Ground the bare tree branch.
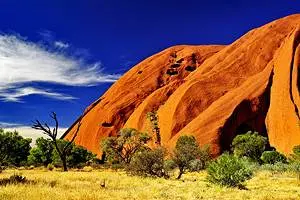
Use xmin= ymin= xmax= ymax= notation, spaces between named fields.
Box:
xmin=32 ymin=112 xmax=83 ymax=171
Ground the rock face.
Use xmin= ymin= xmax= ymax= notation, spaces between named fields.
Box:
xmin=63 ymin=14 xmax=300 ymax=156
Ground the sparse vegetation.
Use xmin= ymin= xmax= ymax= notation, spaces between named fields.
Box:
xmin=1 ymin=169 xmax=300 ymax=200
xmin=0 ymin=115 xmax=299 ymax=199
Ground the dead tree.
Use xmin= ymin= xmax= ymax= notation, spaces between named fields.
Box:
xmin=32 ymin=112 xmax=81 ymax=172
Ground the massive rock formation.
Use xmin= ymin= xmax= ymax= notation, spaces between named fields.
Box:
xmin=63 ymin=14 xmax=300 ymax=156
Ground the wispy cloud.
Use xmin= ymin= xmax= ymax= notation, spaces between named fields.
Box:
xmin=54 ymin=41 xmax=69 ymax=49
xmin=0 ymin=121 xmax=22 ymax=128
xmin=0 ymin=33 xmax=120 ymax=102
xmin=0 ymin=87 xmax=77 ymax=102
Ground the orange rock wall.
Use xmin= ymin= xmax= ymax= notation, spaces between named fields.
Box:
xmin=64 ymin=14 xmax=300 ymax=156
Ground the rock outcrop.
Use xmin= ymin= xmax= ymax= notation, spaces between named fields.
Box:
xmin=63 ymin=14 xmax=300 ymax=156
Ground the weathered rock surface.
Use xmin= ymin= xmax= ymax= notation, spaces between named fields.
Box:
xmin=64 ymin=14 xmax=300 ymax=156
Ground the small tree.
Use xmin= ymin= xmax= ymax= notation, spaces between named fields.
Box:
xmin=0 ymin=129 xmax=32 ymax=167
xmin=126 ymin=147 xmax=168 ymax=178
xmin=231 ymin=131 xmax=267 ymax=162
xmin=207 ymin=153 xmax=253 ymax=188
xmin=261 ymin=151 xmax=287 ymax=164
xmin=28 ymin=137 xmax=54 ymax=167
xmin=32 ymin=112 xmax=82 ymax=171
xmin=172 ymin=135 xmax=210 ymax=179
xmin=101 ymin=128 xmax=151 ymax=164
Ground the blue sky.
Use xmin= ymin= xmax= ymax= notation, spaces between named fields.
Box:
xmin=0 ymin=0 xmax=299 ymax=137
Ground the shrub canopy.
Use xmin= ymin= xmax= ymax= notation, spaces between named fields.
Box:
xmin=172 ymin=135 xmax=211 ymax=179
xmin=0 ymin=129 xmax=32 ymax=167
xmin=207 ymin=153 xmax=253 ymax=188
xmin=260 ymin=150 xmax=287 ymax=164
xmin=101 ymin=128 xmax=151 ymax=164
xmin=231 ymin=131 xmax=267 ymax=162
xmin=126 ymin=147 xmax=168 ymax=178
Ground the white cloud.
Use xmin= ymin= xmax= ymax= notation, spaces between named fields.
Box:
xmin=0 ymin=34 xmax=120 ymax=102
xmin=0 ymin=87 xmax=77 ymax=102
xmin=54 ymin=41 xmax=69 ymax=49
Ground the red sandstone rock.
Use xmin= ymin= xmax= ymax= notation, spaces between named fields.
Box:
xmin=64 ymin=14 xmax=300 ymax=156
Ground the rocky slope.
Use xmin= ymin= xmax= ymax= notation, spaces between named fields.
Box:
xmin=63 ymin=14 xmax=300 ymax=156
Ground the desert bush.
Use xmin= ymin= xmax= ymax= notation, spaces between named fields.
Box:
xmin=172 ymin=135 xmax=211 ymax=179
xmin=101 ymin=128 xmax=151 ymax=164
xmin=126 ymin=148 xmax=168 ymax=178
xmin=261 ymin=151 xmax=287 ymax=164
xmin=207 ymin=153 xmax=253 ymax=188
xmin=231 ymin=131 xmax=267 ymax=162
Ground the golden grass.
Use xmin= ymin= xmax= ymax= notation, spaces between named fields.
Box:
xmin=0 ymin=169 xmax=299 ymax=200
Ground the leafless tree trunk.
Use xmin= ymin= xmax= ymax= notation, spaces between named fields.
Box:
xmin=32 ymin=112 xmax=81 ymax=172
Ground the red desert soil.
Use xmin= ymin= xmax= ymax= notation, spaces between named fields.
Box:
xmin=63 ymin=14 xmax=300 ymax=156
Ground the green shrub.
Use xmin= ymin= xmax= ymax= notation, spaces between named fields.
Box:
xmin=126 ymin=148 xmax=168 ymax=178
xmin=231 ymin=131 xmax=267 ymax=162
xmin=101 ymin=128 xmax=151 ymax=164
xmin=207 ymin=153 xmax=253 ymax=188
xmin=27 ymin=138 xmax=54 ymax=167
xmin=261 ymin=151 xmax=287 ymax=164
xmin=0 ymin=129 xmax=32 ymax=167
xmin=172 ymin=135 xmax=211 ymax=179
